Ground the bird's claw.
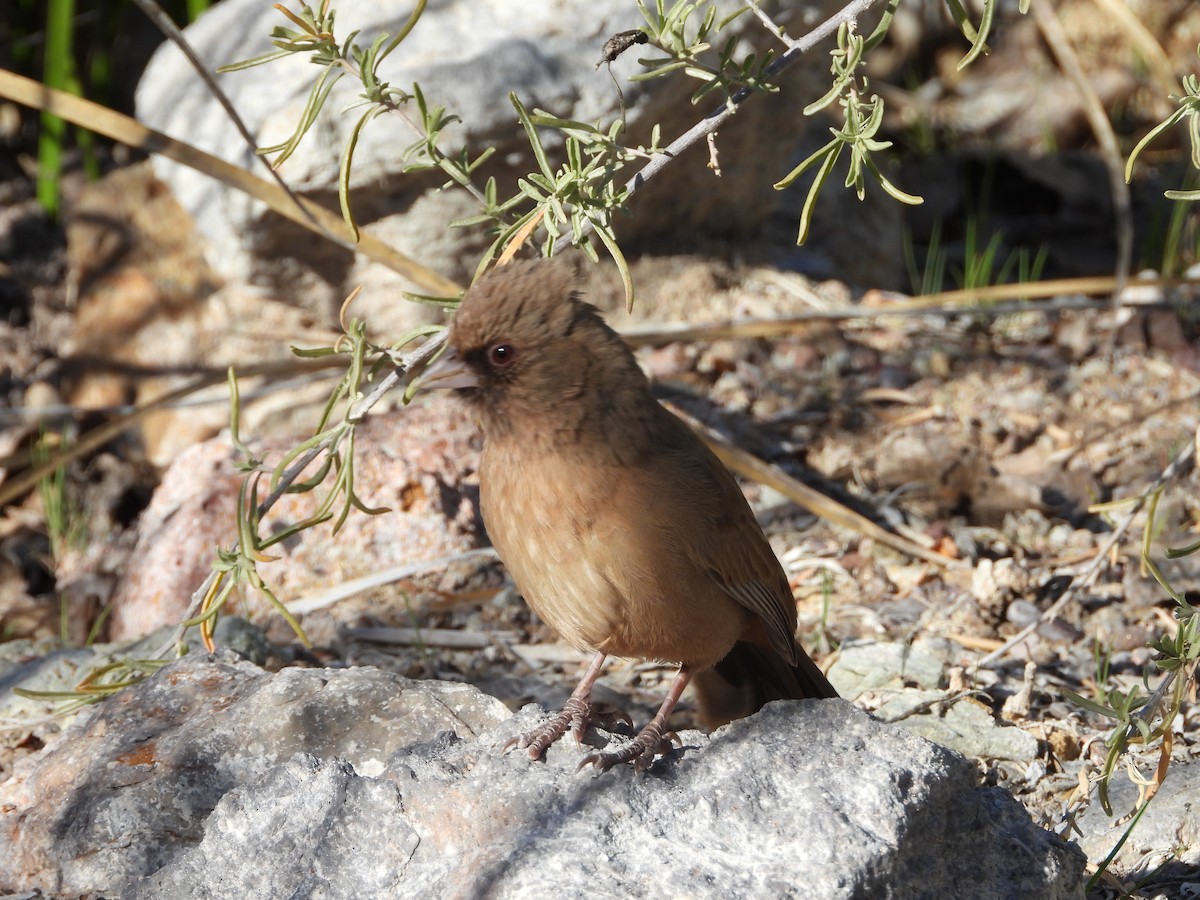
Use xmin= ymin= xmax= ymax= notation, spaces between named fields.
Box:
xmin=504 ymin=696 xmax=593 ymax=760
xmin=576 ymin=721 xmax=676 ymax=774
xmin=585 ymin=705 xmax=634 ymax=737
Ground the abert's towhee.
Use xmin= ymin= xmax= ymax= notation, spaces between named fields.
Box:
xmin=423 ymin=260 xmax=837 ymax=771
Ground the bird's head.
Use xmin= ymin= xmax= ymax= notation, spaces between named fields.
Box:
xmin=421 ymin=260 xmax=646 ymax=438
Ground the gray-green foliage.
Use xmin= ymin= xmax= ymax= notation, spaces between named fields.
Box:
xmin=1126 ymin=42 xmax=1200 ymax=201
xmin=220 ymin=0 xmax=1057 ymax=306
xmin=774 ymin=17 xmax=921 ymax=245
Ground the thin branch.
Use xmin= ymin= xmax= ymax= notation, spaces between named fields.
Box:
xmin=622 ymin=0 xmax=882 ymax=197
xmin=742 ymin=0 xmax=799 ymax=51
xmin=130 ymin=0 xmax=327 ymax=236
xmin=149 ymin=335 xmax=448 ymax=661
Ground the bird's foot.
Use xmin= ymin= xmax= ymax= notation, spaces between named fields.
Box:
xmin=504 ymin=696 xmax=593 ymax=760
xmin=578 ymin=718 xmax=680 ymax=774
xmin=504 ymin=698 xmax=635 ymax=760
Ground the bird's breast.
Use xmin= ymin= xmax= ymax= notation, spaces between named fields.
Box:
xmin=480 ymin=446 xmax=621 ymax=650
xmin=479 ymin=442 xmax=745 ymax=668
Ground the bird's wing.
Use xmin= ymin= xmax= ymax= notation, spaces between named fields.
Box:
xmin=654 ymin=411 xmax=801 ymax=666
xmin=706 ymin=568 xmax=799 ymax=666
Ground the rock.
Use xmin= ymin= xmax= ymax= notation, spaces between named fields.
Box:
xmin=137 ymin=754 xmax=416 ymax=900
xmin=869 ymin=420 xmax=987 ymax=520
xmin=829 ymin=640 xmax=1039 ymax=762
xmin=1075 ymin=758 xmax=1200 ymax=886
xmin=104 ymin=398 xmax=483 ymax=641
xmin=0 ymin=654 xmax=1085 ymax=898
xmin=827 ymin=637 xmax=952 ymax=695
xmin=876 ymin=690 xmax=1040 ymax=762
xmin=0 ymin=653 xmax=510 ymax=896
xmin=0 ymin=619 xmax=278 ymax=786
xmin=134 ymin=0 xmax=848 ymax=323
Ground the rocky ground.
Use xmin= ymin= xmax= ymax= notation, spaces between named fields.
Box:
xmin=3 ymin=161 xmax=1198 ymax=896
xmin=2 ymin=1 xmax=1200 ymax=897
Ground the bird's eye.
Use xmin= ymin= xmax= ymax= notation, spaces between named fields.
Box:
xmin=487 ymin=343 xmax=517 ymax=367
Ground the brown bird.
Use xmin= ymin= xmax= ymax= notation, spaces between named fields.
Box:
xmin=423 ymin=259 xmax=837 ymax=771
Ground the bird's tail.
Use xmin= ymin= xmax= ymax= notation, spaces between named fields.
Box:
xmin=692 ymin=641 xmax=838 ymax=729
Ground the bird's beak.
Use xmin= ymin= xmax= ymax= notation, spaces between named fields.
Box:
xmin=419 ymin=347 xmax=479 ymax=390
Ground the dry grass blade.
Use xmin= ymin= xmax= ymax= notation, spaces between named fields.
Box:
xmin=0 ymin=69 xmax=460 ymax=297
xmin=620 ymin=274 xmax=1200 ymax=347
xmin=663 ymin=402 xmax=957 ymax=569
xmin=0 ymin=357 xmax=344 ymax=509
xmin=1033 ymin=1 xmax=1132 ymax=312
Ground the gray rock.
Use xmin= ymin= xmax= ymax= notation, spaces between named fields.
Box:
xmin=0 ymin=653 xmax=508 ymax=895
xmin=0 ymin=617 xmax=270 ymax=727
xmin=0 ymin=654 xmax=1084 ymax=898
xmin=876 ymin=689 xmax=1040 ymax=763
xmin=828 ymin=640 xmax=1039 ymax=763
xmin=135 ymin=755 xmax=417 ymax=900
xmin=1075 ymin=757 xmax=1200 ymax=884
xmin=105 ymin=401 xmax=481 ymax=640
xmin=134 ymin=0 xmax=845 ymax=323
xmin=827 ymin=637 xmax=953 ymax=695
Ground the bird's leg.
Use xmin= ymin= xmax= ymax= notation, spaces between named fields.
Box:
xmin=580 ymin=665 xmax=692 ymax=773
xmin=505 ymin=651 xmax=611 ymax=760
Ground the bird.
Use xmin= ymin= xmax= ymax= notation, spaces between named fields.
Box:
xmin=421 ymin=259 xmax=837 ymax=771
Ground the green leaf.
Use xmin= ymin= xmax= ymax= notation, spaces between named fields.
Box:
xmin=511 ymin=93 xmax=555 ymax=180
xmin=773 ymin=136 xmax=838 ymax=190
xmin=448 ymin=213 xmax=500 ymax=229
xmin=957 ymin=0 xmax=994 ymax=69
xmin=1063 ymin=689 xmax=1121 ymax=719
xmin=290 ymin=346 xmax=344 ymax=358
xmin=266 ymin=62 xmax=344 ymax=168
xmin=864 ymin=154 xmax=924 ymax=205
xmin=1125 ymin=109 xmax=1186 ymax=183
xmin=217 ymin=49 xmax=292 ymax=72
xmin=1166 ymin=538 xmax=1200 ymax=558
xmin=863 ymin=0 xmax=900 ymax=52
xmin=339 ymin=106 xmax=383 ymax=241
xmin=593 ymin=224 xmax=635 ymax=311
xmin=378 ymin=0 xmax=428 ymax=64
xmin=795 ymin=144 xmax=840 ymax=245
xmin=529 ymin=113 xmax=604 ymax=134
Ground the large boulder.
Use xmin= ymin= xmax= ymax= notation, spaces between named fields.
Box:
xmin=0 ymin=653 xmax=1085 ymax=897
xmin=135 ymin=0 xmax=851 ymax=327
